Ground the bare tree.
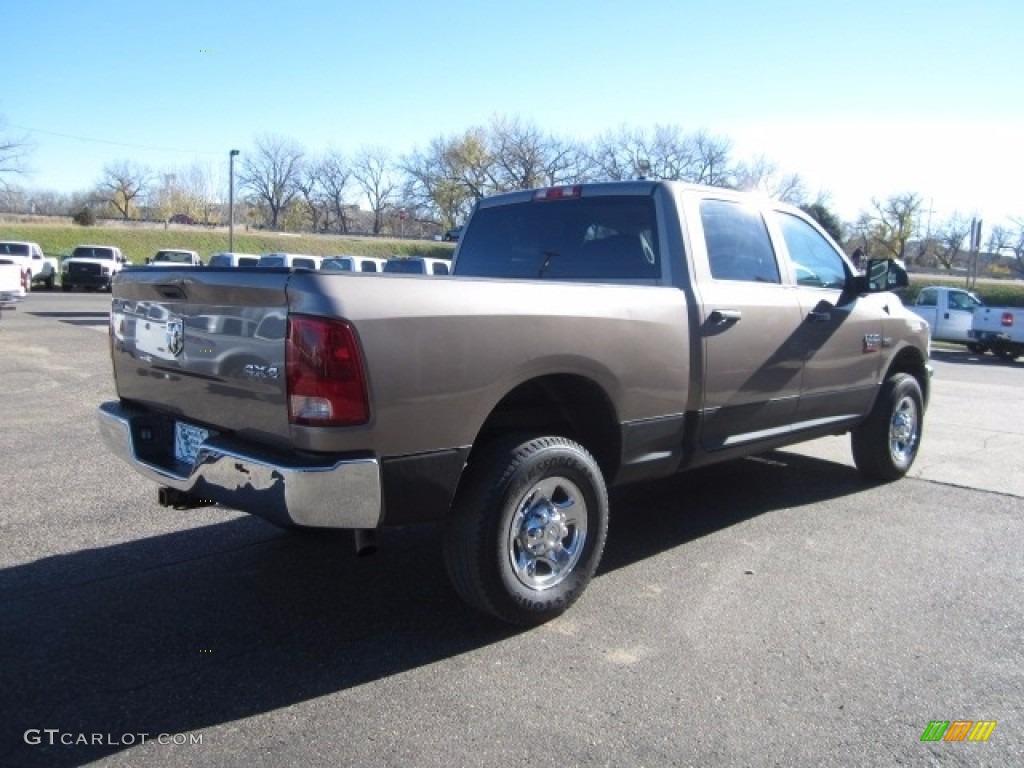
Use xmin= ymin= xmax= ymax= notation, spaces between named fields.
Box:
xmin=870 ymin=193 xmax=922 ymax=262
xmin=587 ymin=125 xmax=736 ymax=185
xmin=239 ymin=135 xmax=304 ymax=229
xmin=319 ymin=149 xmax=354 ymax=233
xmin=0 ymin=118 xmax=32 ymax=191
xmin=402 ymin=136 xmax=479 ymax=229
xmin=98 ymin=160 xmax=151 ymax=220
xmin=180 ymin=161 xmax=222 ymax=224
xmin=588 ymin=125 xmax=648 ymax=181
xmin=690 ymin=130 xmax=734 ymax=187
xmin=539 ymin=137 xmax=594 ymax=186
xmin=732 ymin=154 xmax=806 ymax=203
xmin=25 ymin=189 xmax=73 ymax=216
xmin=932 ymin=215 xmax=971 ymax=270
xmin=1004 ymin=218 xmax=1024 ymax=276
xmin=488 ymin=115 xmax=557 ymax=191
xmin=294 ymin=157 xmax=328 ymax=232
xmin=351 ymin=146 xmax=397 ymax=235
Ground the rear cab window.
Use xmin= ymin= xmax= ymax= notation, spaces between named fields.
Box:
xmin=455 ymin=193 xmax=661 ymax=280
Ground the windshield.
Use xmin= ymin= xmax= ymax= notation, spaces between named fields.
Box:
xmin=384 ymin=260 xmax=425 ymax=274
xmin=949 ymin=291 xmax=984 ymax=310
xmin=455 ymin=195 xmax=660 ymax=280
xmin=323 ymin=259 xmax=354 ymax=271
xmin=71 ymin=247 xmax=115 ymax=260
xmin=0 ymin=243 xmax=30 ymax=256
xmin=153 ymin=251 xmax=194 ymax=263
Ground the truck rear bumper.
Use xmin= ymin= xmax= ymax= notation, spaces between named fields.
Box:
xmin=97 ymin=400 xmax=382 ymax=529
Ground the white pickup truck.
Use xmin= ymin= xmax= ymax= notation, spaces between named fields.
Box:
xmin=906 ymin=285 xmax=984 ymax=348
xmin=62 ymin=244 xmax=127 ymax=292
xmin=0 ymin=241 xmax=59 ymax=290
xmin=969 ymin=306 xmax=1024 ymax=361
xmin=0 ymin=258 xmax=28 ymax=301
xmin=147 ymin=249 xmax=203 ymax=267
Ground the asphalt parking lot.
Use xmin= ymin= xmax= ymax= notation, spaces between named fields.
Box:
xmin=0 ymin=292 xmax=1021 ymax=767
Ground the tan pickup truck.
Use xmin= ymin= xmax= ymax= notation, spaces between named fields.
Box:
xmin=98 ymin=180 xmax=931 ymax=624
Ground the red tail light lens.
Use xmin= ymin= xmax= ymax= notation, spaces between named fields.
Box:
xmin=1001 ymin=312 xmax=1014 ymax=328
xmin=287 ymin=316 xmax=369 ymax=426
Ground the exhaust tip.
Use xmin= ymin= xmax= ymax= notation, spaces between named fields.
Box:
xmin=353 ymin=528 xmax=378 ymax=557
xmin=158 ymin=487 xmax=214 ymax=510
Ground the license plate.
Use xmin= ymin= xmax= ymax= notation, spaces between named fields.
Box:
xmin=174 ymin=421 xmax=211 ymax=465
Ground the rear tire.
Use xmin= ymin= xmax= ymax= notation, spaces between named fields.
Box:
xmin=851 ymin=373 xmax=923 ymax=481
xmin=444 ymin=435 xmax=609 ymax=625
xmin=994 ymin=347 xmax=1019 ymax=362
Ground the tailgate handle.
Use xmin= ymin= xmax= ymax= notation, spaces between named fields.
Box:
xmin=155 ymin=284 xmax=187 ymax=300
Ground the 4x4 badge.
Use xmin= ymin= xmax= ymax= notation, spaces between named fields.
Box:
xmin=166 ymin=318 xmax=184 ymax=357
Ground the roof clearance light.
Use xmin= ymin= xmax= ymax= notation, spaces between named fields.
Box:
xmin=533 ymin=185 xmax=582 ymax=201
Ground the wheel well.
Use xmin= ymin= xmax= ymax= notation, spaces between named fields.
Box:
xmin=886 ymin=347 xmax=931 ymax=405
xmin=471 ymin=375 xmax=620 ymax=480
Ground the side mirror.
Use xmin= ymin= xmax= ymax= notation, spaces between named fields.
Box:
xmin=862 ymin=258 xmax=908 ymax=293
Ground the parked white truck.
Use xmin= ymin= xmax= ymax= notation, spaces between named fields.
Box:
xmin=906 ymin=285 xmax=984 ymax=348
xmin=146 ymin=249 xmax=203 ymax=267
xmin=0 ymin=258 xmax=28 ymax=301
xmin=0 ymin=241 xmax=59 ymax=290
xmin=62 ymin=244 xmax=127 ymax=292
xmin=969 ymin=306 xmax=1024 ymax=361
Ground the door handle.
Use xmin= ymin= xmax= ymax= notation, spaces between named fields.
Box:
xmin=709 ymin=309 xmax=742 ymax=324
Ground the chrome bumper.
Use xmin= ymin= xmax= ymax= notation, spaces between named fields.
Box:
xmin=97 ymin=400 xmax=382 ymax=529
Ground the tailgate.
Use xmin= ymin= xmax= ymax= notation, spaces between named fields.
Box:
xmin=111 ymin=267 xmax=292 ymax=448
xmin=972 ymin=307 xmax=1022 ymax=337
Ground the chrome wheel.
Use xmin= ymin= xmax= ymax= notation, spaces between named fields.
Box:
xmin=852 ymin=372 xmax=925 ymax=482
xmin=507 ymin=476 xmax=587 ymax=591
xmin=444 ymin=435 xmax=608 ymax=624
xmin=888 ymin=394 xmax=919 ymax=467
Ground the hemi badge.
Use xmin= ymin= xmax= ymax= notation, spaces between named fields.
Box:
xmin=863 ymin=333 xmax=882 ymax=353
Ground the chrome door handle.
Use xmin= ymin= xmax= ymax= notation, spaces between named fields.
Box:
xmin=709 ymin=309 xmax=742 ymax=324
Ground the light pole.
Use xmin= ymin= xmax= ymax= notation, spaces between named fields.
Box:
xmin=228 ymin=149 xmax=240 ymax=252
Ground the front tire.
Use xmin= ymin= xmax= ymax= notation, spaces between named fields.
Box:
xmin=851 ymin=373 xmax=924 ymax=481
xmin=444 ymin=435 xmax=609 ymax=626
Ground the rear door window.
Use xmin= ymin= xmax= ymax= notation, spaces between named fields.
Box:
xmin=701 ymin=200 xmax=780 ymax=284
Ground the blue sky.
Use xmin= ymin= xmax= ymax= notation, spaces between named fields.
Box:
xmin=4 ymin=0 xmax=1022 ymax=228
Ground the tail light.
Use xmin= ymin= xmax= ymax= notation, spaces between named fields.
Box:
xmin=1001 ymin=312 xmax=1014 ymax=328
xmin=533 ymin=185 xmax=582 ymax=201
xmin=287 ymin=315 xmax=369 ymax=426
